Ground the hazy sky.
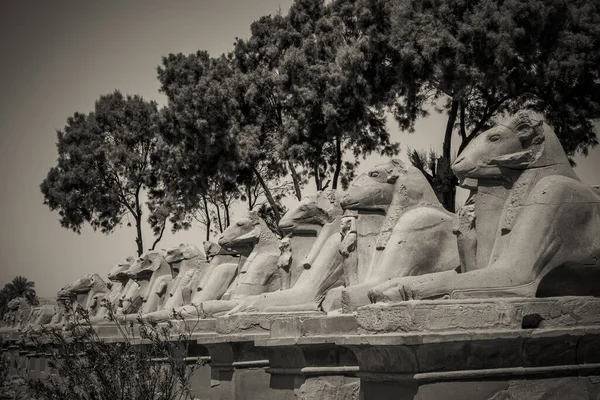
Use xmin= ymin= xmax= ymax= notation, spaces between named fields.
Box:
xmin=1 ymin=1 xmax=599 ymax=298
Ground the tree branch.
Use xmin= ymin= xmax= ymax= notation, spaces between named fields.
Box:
xmin=150 ymin=219 xmax=167 ymax=251
xmin=459 ymin=101 xmax=467 ymax=142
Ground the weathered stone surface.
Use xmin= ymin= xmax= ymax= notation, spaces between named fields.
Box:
xmin=192 ymin=211 xmax=281 ymax=317
xmin=89 ymin=256 xmax=134 ymax=323
xmin=141 ymin=244 xmax=241 ymax=323
xmin=229 ymin=190 xmax=345 ymax=314
xmin=161 ymin=243 xmax=209 ymax=310
xmin=356 ymin=297 xmax=600 ymax=334
xmin=294 ymin=376 xmax=359 ymax=400
xmin=0 ymin=297 xmax=31 ymax=330
xmin=485 ymin=377 xmax=600 ymax=400
xmin=339 ymin=160 xmax=460 ymax=311
xmin=379 ymin=111 xmax=600 ymax=302
xmin=268 ymin=314 xmax=358 ymax=340
xmin=58 ymin=274 xmax=110 ymax=322
xmin=217 ymin=312 xmax=322 ymax=335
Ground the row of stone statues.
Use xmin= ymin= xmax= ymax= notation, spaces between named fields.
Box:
xmin=3 ymin=110 xmax=599 ymax=332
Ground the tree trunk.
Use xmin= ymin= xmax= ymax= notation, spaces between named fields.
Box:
xmin=252 ymin=164 xmax=282 ymax=222
xmin=134 ymin=189 xmax=144 ymax=256
xmin=435 ymin=100 xmax=459 ymax=213
xmin=150 ymin=218 xmax=166 ymax=251
xmin=202 ymin=194 xmax=211 ymax=242
xmin=314 ymin=165 xmax=322 ymax=191
xmin=332 ymin=134 xmax=342 ymax=190
xmin=134 ymin=215 xmax=144 ymax=256
xmin=443 ymin=100 xmax=458 ymax=160
xmin=246 ymin=183 xmax=252 ymax=210
xmin=214 ymin=201 xmax=223 ymax=233
xmin=222 ymin=191 xmax=230 ymax=227
xmin=288 ymin=160 xmax=302 ymax=200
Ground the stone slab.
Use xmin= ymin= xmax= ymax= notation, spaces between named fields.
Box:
xmin=216 ymin=312 xmax=322 ymax=335
xmin=357 ymin=296 xmax=600 ymax=334
xmin=269 ymin=314 xmax=358 ymax=340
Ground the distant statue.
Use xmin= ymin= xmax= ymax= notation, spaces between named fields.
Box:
xmin=67 ymin=274 xmax=110 ymax=319
xmin=385 ymin=111 xmax=600 ymax=301
xmin=23 ymin=302 xmax=56 ymax=329
xmin=89 ymin=257 xmax=135 ymax=324
xmin=119 ymin=251 xmax=174 ymax=322
xmin=1 ymin=297 xmax=29 ymax=329
xmin=48 ymin=286 xmax=73 ymax=326
xmin=141 ymin=242 xmax=240 ymax=323
xmin=229 ymin=190 xmax=346 ymax=313
xmin=161 ymin=243 xmax=209 ymax=310
xmin=197 ymin=211 xmax=281 ymax=317
xmin=339 ymin=160 xmax=460 ymax=310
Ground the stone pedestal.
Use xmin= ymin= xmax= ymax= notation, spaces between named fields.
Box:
xmin=200 ymin=337 xmax=271 ymax=400
xmin=4 ymin=345 xmax=21 ymax=377
xmin=342 ymin=296 xmax=600 ymax=399
xmin=202 ymin=312 xmax=323 ymax=400
xmin=257 ymin=314 xmax=361 ymax=400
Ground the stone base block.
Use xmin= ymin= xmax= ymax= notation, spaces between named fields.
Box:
xmin=357 ymin=296 xmax=600 ymax=334
xmin=216 ymin=311 xmax=322 ymax=335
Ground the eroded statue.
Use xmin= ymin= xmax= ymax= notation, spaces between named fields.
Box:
xmin=161 ymin=243 xmax=209 ymax=310
xmin=89 ymin=256 xmax=135 ymax=323
xmin=195 ymin=211 xmax=281 ymax=317
xmin=67 ymin=274 xmax=111 ymax=320
xmin=23 ymin=302 xmax=56 ymax=329
xmin=48 ymin=286 xmax=72 ymax=326
xmin=339 ymin=160 xmax=460 ymax=310
xmin=229 ymin=190 xmax=346 ymax=313
xmin=1 ymin=297 xmax=29 ymax=330
xmin=141 ymin=242 xmax=241 ymax=323
xmin=118 ymin=251 xmax=174 ymax=322
xmin=382 ymin=111 xmax=600 ymax=301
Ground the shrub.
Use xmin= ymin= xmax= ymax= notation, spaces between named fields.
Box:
xmin=21 ymin=303 xmax=206 ymax=400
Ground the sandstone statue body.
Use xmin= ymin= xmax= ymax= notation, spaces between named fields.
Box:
xmin=0 ymin=297 xmax=29 ymax=330
xmin=141 ymin=242 xmax=241 ymax=323
xmin=229 ymin=190 xmax=346 ymax=313
xmin=87 ymin=257 xmax=134 ymax=323
xmin=161 ymin=244 xmax=209 ymax=309
xmin=338 ymin=160 xmax=460 ymax=310
xmin=48 ymin=286 xmax=72 ymax=326
xmin=379 ymin=111 xmax=600 ymax=301
xmin=67 ymin=274 xmax=110 ymax=319
xmin=196 ymin=211 xmax=281 ymax=317
xmin=118 ymin=251 xmax=173 ymax=322
xmin=23 ymin=302 xmax=56 ymax=329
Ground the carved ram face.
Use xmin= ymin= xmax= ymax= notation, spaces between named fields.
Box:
xmin=278 ymin=190 xmax=341 ymax=234
xmin=163 ymin=243 xmax=205 ymax=264
xmin=217 ymin=212 xmax=261 ymax=250
xmin=452 ymin=111 xmax=545 ymax=182
xmin=340 ymin=160 xmax=406 ymax=211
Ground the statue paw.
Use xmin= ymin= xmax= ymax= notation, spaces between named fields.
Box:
xmin=367 ymin=289 xmax=385 ymax=304
xmin=397 ymin=284 xmax=421 ymax=301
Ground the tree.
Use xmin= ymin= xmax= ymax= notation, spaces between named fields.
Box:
xmin=154 ymin=52 xmax=250 ymax=237
xmin=157 ymin=51 xmax=293 ymax=230
xmin=350 ymin=0 xmax=600 ymax=211
xmin=234 ymin=0 xmax=399 ymax=192
xmin=41 ymin=91 xmax=165 ymax=256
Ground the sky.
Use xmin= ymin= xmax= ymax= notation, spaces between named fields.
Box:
xmin=0 ymin=1 xmax=599 ymax=298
